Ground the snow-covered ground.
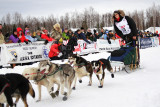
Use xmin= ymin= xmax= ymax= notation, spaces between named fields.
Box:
xmin=1 ymin=46 xmax=160 ymax=107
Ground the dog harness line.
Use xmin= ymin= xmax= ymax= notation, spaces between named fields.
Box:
xmin=36 ymin=67 xmax=62 ymax=82
xmin=74 ymin=63 xmax=86 ymax=68
xmin=0 ymin=83 xmax=10 ymax=95
xmin=25 ymin=73 xmax=37 ymax=76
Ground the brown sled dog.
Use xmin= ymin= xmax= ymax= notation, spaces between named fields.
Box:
xmin=68 ymin=54 xmax=93 ymax=90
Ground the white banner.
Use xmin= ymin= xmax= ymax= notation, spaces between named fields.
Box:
xmin=0 ymin=39 xmax=121 ymax=65
xmin=96 ymin=39 xmax=120 ymax=52
xmin=3 ymin=41 xmax=52 ymax=64
xmin=151 ymin=37 xmax=159 ymax=47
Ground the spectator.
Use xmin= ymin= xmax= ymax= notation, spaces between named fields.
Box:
xmin=154 ymin=31 xmax=159 ymax=37
xmin=74 ymin=29 xmax=81 ymax=38
xmin=100 ymin=30 xmax=111 ymax=44
xmin=100 ymin=30 xmax=108 ymax=39
xmin=146 ymin=31 xmax=152 ymax=37
xmin=40 ymin=27 xmax=46 ymax=34
xmin=88 ymin=33 xmax=96 ymax=42
xmin=24 ymin=25 xmax=30 ymax=35
xmin=9 ymin=29 xmax=19 ymax=43
xmin=41 ymin=30 xmax=54 ymax=43
xmin=86 ymin=29 xmax=92 ymax=39
xmin=99 ymin=28 xmax=104 ymax=38
xmin=93 ymin=29 xmax=97 ymax=35
xmin=35 ymin=30 xmax=45 ymax=41
xmin=62 ymin=28 xmax=70 ymax=40
xmin=108 ymin=30 xmax=115 ymax=40
xmin=139 ymin=32 xmax=143 ymax=38
xmin=51 ymin=23 xmax=62 ymax=42
xmin=0 ymin=29 xmax=5 ymax=44
xmin=67 ymin=29 xmax=73 ymax=39
xmin=94 ymin=31 xmax=99 ymax=39
xmin=17 ymin=27 xmax=28 ymax=43
xmin=0 ymin=24 xmax=2 ymax=30
xmin=25 ymin=30 xmax=37 ymax=42
xmin=79 ymin=27 xmax=90 ymax=44
xmin=48 ymin=40 xmax=62 ymax=60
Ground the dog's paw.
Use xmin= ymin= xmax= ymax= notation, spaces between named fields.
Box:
xmin=55 ymin=91 xmax=59 ymax=96
xmin=36 ymin=100 xmax=41 ymax=102
xmin=63 ymin=96 xmax=68 ymax=101
xmin=50 ymin=93 xmax=56 ymax=99
xmin=79 ymin=80 xmax=82 ymax=83
xmin=111 ymin=74 xmax=114 ymax=78
xmin=63 ymin=92 xmax=67 ymax=96
xmin=98 ymin=86 xmax=103 ymax=88
xmin=88 ymin=84 xmax=92 ymax=86
xmin=72 ymin=87 xmax=76 ymax=90
xmin=13 ymin=103 xmax=16 ymax=107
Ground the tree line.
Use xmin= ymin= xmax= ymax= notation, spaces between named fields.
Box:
xmin=0 ymin=4 xmax=160 ymax=35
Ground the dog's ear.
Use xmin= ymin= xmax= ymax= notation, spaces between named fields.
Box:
xmin=91 ymin=61 xmax=94 ymax=65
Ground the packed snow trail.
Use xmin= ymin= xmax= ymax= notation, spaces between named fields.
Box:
xmin=0 ymin=47 xmax=160 ymax=107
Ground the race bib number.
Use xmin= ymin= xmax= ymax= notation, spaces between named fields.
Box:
xmin=115 ymin=17 xmax=131 ymax=35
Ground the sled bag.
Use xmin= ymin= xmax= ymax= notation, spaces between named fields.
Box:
xmin=110 ymin=46 xmax=136 ymax=65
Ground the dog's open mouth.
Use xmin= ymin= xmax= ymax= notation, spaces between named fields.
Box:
xmin=40 ymin=69 xmax=46 ymax=74
xmin=93 ymin=69 xmax=98 ymax=73
xmin=69 ymin=61 xmax=74 ymax=65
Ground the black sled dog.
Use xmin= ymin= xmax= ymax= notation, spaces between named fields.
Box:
xmin=0 ymin=73 xmax=35 ymax=107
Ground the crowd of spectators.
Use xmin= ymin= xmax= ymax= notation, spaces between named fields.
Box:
xmin=0 ymin=23 xmax=160 ymax=46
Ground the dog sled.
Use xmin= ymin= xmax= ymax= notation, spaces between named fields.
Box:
xmin=108 ymin=41 xmax=140 ymax=73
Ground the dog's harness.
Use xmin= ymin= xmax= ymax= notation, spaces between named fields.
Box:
xmin=0 ymin=83 xmax=10 ymax=95
xmin=35 ymin=65 xmax=64 ymax=82
xmin=25 ymin=73 xmax=37 ymax=76
xmin=74 ymin=63 xmax=86 ymax=68
xmin=94 ymin=61 xmax=104 ymax=73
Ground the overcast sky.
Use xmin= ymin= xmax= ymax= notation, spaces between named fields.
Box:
xmin=0 ymin=0 xmax=160 ymax=18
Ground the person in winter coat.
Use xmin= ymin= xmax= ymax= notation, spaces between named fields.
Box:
xmin=79 ymin=27 xmax=90 ymax=44
xmin=35 ymin=30 xmax=45 ymax=41
xmin=153 ymin=31 xmax=159 ymax=37
xmin=67 ymin=29 xmax=73 ymax=39
xmin=113 ymin=10 xmax=138 ymax=46
xmin=51 ymin=23 xmax=62 ymax=42
xmin=24 ymin=25 xmax=30 ymax=36
xmin=41 ymin=30 xmax=54 ymax=44
xmin=25 ymin=31 xmax=37 ymax=42
xmin=99 ymin=28 xmax=104 ymax=38
xmin=100 ymin=30 xmax=108 ymax=39
xmin=48 ymin=41 xmax=62 ymax=60
xmin=0 ymin=24 xmax=2 ymax=30
xmin=9 ymin=29 xmax=19 ymax=43
xmin=0 ymin=29 xmax=5 ymax=44
xmin=17 ymin=27 xmax=28 ymax=43
xmin=100 ymin=30 xmax=111 ymax=44
xmin=62 ymin=28 xmax=70 ymax=40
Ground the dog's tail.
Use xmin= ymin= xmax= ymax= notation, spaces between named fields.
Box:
xmin=29 ymin=83 xmax=35 ymax=98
